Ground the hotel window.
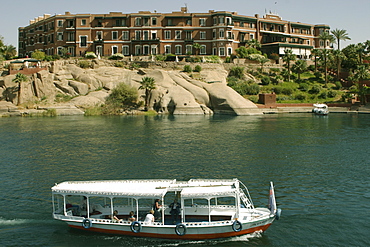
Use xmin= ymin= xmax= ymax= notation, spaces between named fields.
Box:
xmin=143 ymin=45 xmax=150 ymax=55
xmin=67 ymin=32 xmax=75 ymax=41
xmin=175 ymin=45 xmax=182 ymax=55
xmin=57 ymin=20 xmax=63 ymax=27
xmin=112 ymin=31 xmax=118 ymax=40
xmin=143 ymin=18 xmax=150 ymax=26
xmin=122 ymin=45 xmax=129 ymax=55
xmin=151 ymin=45 xmax=157 ymax=55
xmin=57 ymin=32 xmax=63 ymax=41
xmin=57 ymin=47 xmax=63 ymax=55
xmin=135 ymin=17 xmax=142 ymax=26
xmin=250 ymin=34 xmax=254 ymax=40
xmin=212 ymin=29 xmax=216 ymax=39
xmin=135 ymin=45 xmax=141 ymax=55
xmin=165 ymin=45 xmax=171 ymax=54
xmin=135 ymin=31 xmax=141 ymax=40
xmin=227 ymin=47 xmax=232 ymax=56
xmin=151 ymin=31 xmax=157 ymax=40
xmin=165 ymin=30 xmax=171 ymax=40
xmin=80 ymin=36 xmax=87 ymax=47
xmin=250 ymin=23 xmax=254 ymax=28
xmin=96 ymin=31 xmax=103 ymax=40
xmin=291 ymin=27 xmax=295 ymax=33
xmin=226 ymin=17 xmax=232 ymax=25
xmin=185 ymin=31 xmax=192 ymax=40
xmin=219 ymin=29 xmax=224 ymax=39
xmin=143 ymin=30 xmax=149 ymax=40
xmin=200 ymin=45 xmax=206 ymax=55
xmin=112 ymin=46 xmax=118 ymax=54
xmin=81 ymin=19 xmax=87 ymax=26
xmin=186 ymin=45 xmax=192 ymax=55
xmin=263 ymin=24 xmax=267 ymax=30
xmin=200 ymin=31 xmax=206 ymax=40
xmin=219 ymin=16 xmax=224 ymax=24
xmin=175 ymin=31 xmax=181 ymax=39
xmin=320 ymin=40 xmax=324 ymax=47
xmin=213 ymin=17 xmax=217 ymax=25
xmin=167 ymin=19 xmax=173 ymax=26
xmin=152 ymin=17 xmax=157 ymax=26
xmin=227 ymin=31 xmax=232 ymax=39
xmin=199 ymin=18 xmax=206 ymax=26
xmin=186 ymin=19 xmax=192 ymax=25
xmin=240 ymin=22 xmax=244 ymax=27
xmin=122 ymin=31 xmax=129 ymax=40
xmin=213 ymin=47 xmax=217 ymax=55
xmin=219 ymin=47 xmax=225 ymax=56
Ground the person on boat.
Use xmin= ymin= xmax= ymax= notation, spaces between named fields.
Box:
xmin=128 ymin=211 xmax=136 ymax=222
xmin=144 ymin=210 xmax=155 ymax=224
xmin=169 ymin=199 xmax=181 ymax=224
xmin=112 ymin=210 xmax=121 ymax=223
xmin=153 ymin=199 xmax=162 ymax=220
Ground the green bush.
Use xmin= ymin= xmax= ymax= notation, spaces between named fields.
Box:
xmin=229 ymin=66 xmax=245 ymax=79
xmin=183 ymin=65 xmax=192 ymax=73
xmin=114 ymin=61 xmax=125 ymax=67
xmin=31 ymin=50 xmax=45 ymax=60
xmin=298 ymin=83 xmax=310 ymax=92
xmin=194 ymin=65 xmax=202 ymax=72
xmin=106 ymin=83 xmax=138 ymax=109
xmin=85 ymin=52 xmax=97 ymax=59
xmin=318 ymin=91 xmax=328 ymax=99
xmin=261 ymin=76 xmax=271 ymax=85
xmin=294 ymin=93 xmax=307 ymax=101
xmin=327 ymin=90 xmax=337 ymax=98
xmin=109 ymin=53 xmax=124 ymax=60
xmin=309 ymin=85 xmax=321 ymax=94
xmin=282 ymin=87 xmax=294 ymax=95
xmin=78 ymin=60 xmax=91 ymax=69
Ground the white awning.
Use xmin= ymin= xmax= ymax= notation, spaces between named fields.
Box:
xmin=180 ymin=185 xmax=237 ymax=198
xmin=51 ymin=179 xmax=175 ymax=198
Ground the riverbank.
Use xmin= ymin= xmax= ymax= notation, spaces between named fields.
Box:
xmin=1 ymin=100 xmax=370 ymax=117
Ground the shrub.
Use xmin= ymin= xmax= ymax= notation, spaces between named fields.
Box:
xmin=194 ymin=65 xmax=202 ymax=72
xmin=183 ymin=65 xmax=192 ymax=73
xmin=308 ymin=65 xmax=315 ymax=71
xmin=109 ymin=53 xmax=124 ymax=60
xmin=155 ymin=54 xmax=166 ymax=61
xmin=78 ymin=60 xmax=91 ymax=69
xmin=205 ymin=55 xmax=222 ymax=63
xmin=298 ymin=83 xmax=310 ymax=92
xmin=106 ymin=83 xmax=138 ymax=109
xmin=85 ymin=52 xmax=97 ymax=59
xmin=282 ymin=87 xmax=294 ymax=95
xmin=31 ymin=50 xmax=45 ymax=60
xmin=295 ymin=93 xmax=307 ymax=101
xmin=314 ymin=71 xmax=322 ymax=79
xmin=261 ymin=76 xmax=271 ymax=85
xmin=327 ymin=90 xmax=337 ymax=98
xmin=333 ymin=81 xmax=342 ymax=90
xmin=318 ymin=91 xmax=328 ymax=99
xmin=114 ymin=61 xmax=125 ymax=67
xmin=229 ymin=66 xmax=245 ymax=79
xmin=309 ymin=85 xmax=321 ymax=94
xmin=269 ymin=53 xmax=279 ymax=61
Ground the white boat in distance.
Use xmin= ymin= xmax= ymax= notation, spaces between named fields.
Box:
xmin=51 ymin=178 xmax=281 ymax=240
xmin=312 ymin=103 xmax=329 ymax=115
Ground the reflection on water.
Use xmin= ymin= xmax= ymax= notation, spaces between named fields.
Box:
xmin=0 ymin=114 xmax=369 ymax=246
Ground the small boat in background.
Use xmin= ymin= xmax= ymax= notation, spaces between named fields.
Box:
xmin=51 ymin=178 xmax=281 ymax=240
xmin=312 ymin=103 xmax=329 ymax=115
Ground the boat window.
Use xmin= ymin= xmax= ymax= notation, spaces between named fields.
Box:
xmin=215 ymin=197 xmax=235 ymax=206
xmin=88 ymin=196 xmax=107 ymax=214
xmin=184 ymin=198 xmax=208 ymax=207
xmin=53 ymin=194 xmax=64 ymax=214
xmin=113 ymin=197 xmax=133 ymax=207
xmin=138 ymin=198 xmax=154 ymax=209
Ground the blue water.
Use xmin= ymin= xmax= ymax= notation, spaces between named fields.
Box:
xmin=0 ymin=114 xmax=369 ymax=246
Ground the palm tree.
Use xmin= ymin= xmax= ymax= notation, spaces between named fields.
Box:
xmin=12 ymin=73 xmax=29 ymax=106
xmin=139 ymin=76 xmax=156 ymax=111
xmin=2 ymin=45 xmax=17 ymax=60
xmin=319 ymin=31 xmax=335 ymax=87
xmin=292 ymin=60 xmax=308 ymax=81
xmin=353 ymin=65 xmax=370 ymax=104
xmin=282 ymin=49 xmax=296 ymax=81
xmin=331 ymin=29 xmax=350 ymax=51
xmin=246 ymin=39 xmax=261 ymax=49
xmin=192 ymin=43 xmax=201 ymax=56
xmin=257 ymin=56 xmax=270 ymax=72
xmin=332 ymin=49 xmax=346 ymax=80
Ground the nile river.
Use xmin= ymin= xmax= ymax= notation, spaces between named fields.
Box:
xmin=0 ymin=114 xmax=369 ymax=246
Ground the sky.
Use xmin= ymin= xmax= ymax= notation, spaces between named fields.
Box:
xmin=1 ymin=0 xmax=369 ymax=49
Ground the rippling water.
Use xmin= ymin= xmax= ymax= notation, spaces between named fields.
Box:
xmin=0 ymin=114 xmax=369 ymax=246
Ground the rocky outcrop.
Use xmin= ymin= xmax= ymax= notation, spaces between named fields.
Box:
xmin=0 ymin=61 xmax=261 ymax=116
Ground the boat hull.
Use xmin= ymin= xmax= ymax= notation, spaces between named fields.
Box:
xmin=65 ymin=218 xmax=274 ymax=240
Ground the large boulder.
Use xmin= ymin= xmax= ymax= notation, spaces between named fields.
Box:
xmin=68 ymin=80 xmax=89 ymax=95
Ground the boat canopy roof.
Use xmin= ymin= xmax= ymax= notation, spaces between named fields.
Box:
xmin=313 ymin=103 xmax=328 ymax=108
xmin=52 ymin=179 xmax=240 ymax=199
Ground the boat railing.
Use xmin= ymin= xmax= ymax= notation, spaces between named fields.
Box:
xmin=238 ymin=180 xmax=254 ymax=209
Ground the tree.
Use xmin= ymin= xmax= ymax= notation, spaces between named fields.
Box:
xmin=31 ymin=50 xmax=46 ymax=60
xmin=319 ymin=31 xmax=335 ymax=87
xmin=282 ymin=49 xmax=296 ymax=81
xmin=1 ymin=45 xmax=17 ymax=60
xmin=139 ymin=77 xmax=156 ymax=111
xmin=106 ymin=83 xmax=138 ymax=109
xmin=246 ymin=39 xmax=261 ymax=49
xmin=331 ymin=29 xmax=351 ymax=51
xmin=12 ymin=73 xmax=29 ymax=106
xmin=193 ymin=43 xmax=201 ymax=56
xmin=352 ymin=65 xmax=370 ymax=104
xmin=292 ymin=60 xmax=308 ymax=80
xmin=331 ymin=49 xmax=346 ymax=80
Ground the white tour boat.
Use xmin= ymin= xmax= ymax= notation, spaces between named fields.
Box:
xmin=51 ymin=178 xmax=281 ymax=240
xmin=312 ymin=103 xmax=329 ymax=115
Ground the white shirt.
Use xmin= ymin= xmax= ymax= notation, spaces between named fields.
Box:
xmin=144 ymin=213 xmax=154 ymax=224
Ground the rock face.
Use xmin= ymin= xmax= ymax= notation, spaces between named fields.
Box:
xmin=0 ymin=61 xmax=261 ymax=115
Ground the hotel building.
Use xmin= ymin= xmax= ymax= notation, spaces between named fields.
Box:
xmin=18 ymin=7 xmax=330 ymax=58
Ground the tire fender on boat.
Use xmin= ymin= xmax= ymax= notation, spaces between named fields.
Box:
xmin=232 ymin=220 xmax=242 ymax=232
xmin=82 ymin=218 xmax=92 ymax=229
xmin=175 ymin=223 xmax=187 ymax=236
xmin=130 ymin=221 xmax=142 ymax=233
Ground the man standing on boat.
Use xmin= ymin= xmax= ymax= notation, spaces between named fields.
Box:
xmin=170 ymin=199 xmax=181 ymax=224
